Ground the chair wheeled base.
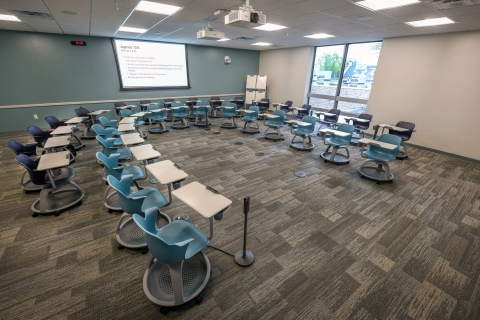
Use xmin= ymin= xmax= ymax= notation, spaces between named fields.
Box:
xmin=321 ymin=145 xmax=350 ymax=164
xmin=221 ymin=118 xmax=237 ymax=129
xmin=171 ymin=119 xmax=189 ymax=129
xmin=396 ymin=142 xmax=408 ymax=159
xmin=149 ymin=122 xmax=168 ymax=134
xmin=358 ymin=159 xmax=394 ymax=184
xmin=20 ymin=171 xmax=43 ymax=193
xmin=264 ymin=127 xmax=284 ymax=141
xmin=290 ymin=136 xmax=314 ymax=151
xmin=242 ymin=122 xmax=260 ymax=134
xmin=116 ymin=210 xmax=171 ymax=253
xmin=80 ymin=126 xmax=96 ymax=140
xmin=70 ymin=134 xmax=85 ymax=150
xmin=31 ymin=181 xmax=85 ymax=216
xmin=142 ymin=251 xmax=211 ymax=309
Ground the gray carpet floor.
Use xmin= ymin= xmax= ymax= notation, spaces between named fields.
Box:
xmin=1 ymin=119 xmax=480 ymax=320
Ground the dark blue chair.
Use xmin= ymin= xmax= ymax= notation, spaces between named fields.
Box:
xmin=7 ymin=140 xmax=43 ymax=193
xmin=388 ymin=121 xmax=415 ymax=159
xmin=26 ymin=125 xmax=53 ymax=148
xmin=316 ymin=108 xmax=340 ymax=133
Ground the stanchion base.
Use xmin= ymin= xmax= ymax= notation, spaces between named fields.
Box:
xmin=173 ymin=213 xmax=190 ymax=221
xmin=150 ymin=178 xmax=158 ymax=184
xmin=235 ymin=250 xmax=255 ymax=267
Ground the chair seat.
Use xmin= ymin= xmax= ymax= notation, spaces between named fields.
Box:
xmin=268 ymin=123 xmax=283 ymax=128
xmin=117 ymin=148 xmax=132 ymax=159
xmin=151 ymin=115 xmax=166 ymax=121
xmin=293 ymin=128 xmax=313 ymax=136
xmin=173 ymin=113 xmax=188 ymax=118
xmin=325 ymin=137 xmax=349 ymax=147
xmin=242 ymin=116 xmax=256 ymax=122
xmin=363 ymin=150 xmax=396 ymax=162
xmin=49 ymin=168 xmax=76 ymax=183
xmin=319 ymin=120 xmax=335 ymax=125
xmin=222 ymin=113 xmax=235 ymax=118
xmin=140 ymin=189 xmax=168 ymax=210
xmin=194 ymin=111 xmax=207 ymax=116
xmin=122 ymin=165 xmax=145 ymax=181
xmin=136 ymin=121 xmax=146 ymax=126
xmin=113 ymin=138 xmax=124 ymax=146
xmin=156 ymin=220 xmax=209 ymax=259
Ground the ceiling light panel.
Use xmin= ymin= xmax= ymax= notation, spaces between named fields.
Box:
xmin=217 ymin=38 xmax=230 ymax=41
xmin=253 ymin=23 xmax=288 ymax=31
xmin=135 ymin=1 xmax=182 ymax=15
xmin=304 ymin=33 xmax=335 ymax=39
xmin=354 ymin=0 xmax=420 ymax=11
xmin=0 ymin=14 xmax=21 ymax=22
xmin=251 ymin=42 xmax=272 ymax=46
xmin=118 ymin=26 xmax=148 ymax=33
xmin=406 ymin=17 xmax=455 ymax=27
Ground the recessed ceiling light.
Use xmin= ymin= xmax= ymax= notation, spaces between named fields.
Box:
xmin=61 ymin=10 xmax=80 ymax=15
xmin=406 ymin=17 xmax=455 ymax=27
xmin=0 ymin=14 xmax=21 ymax=22
xmin=251 ymin=42 xmax=272 ymax=46
xmin=217 ymin=38 xmax=230 ymax=41
xmin=253 ymin=23 xmax=287 ymax=31
xmin=354 ymin=0 xmax=419 ymax=11
xmin=136 ymin=1 xmax=182 ymax=15
xmin=304 ymin=33 xmax=335 ymax=39
xmin=118 ymin=26 xmax=148 ymax=33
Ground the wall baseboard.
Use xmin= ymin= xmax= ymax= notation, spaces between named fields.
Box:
xmin=0 ymin=93 xmax=245 ymax=110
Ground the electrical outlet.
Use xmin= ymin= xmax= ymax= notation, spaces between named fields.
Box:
xmin=33 ymin=114 xmax=38 ymax=119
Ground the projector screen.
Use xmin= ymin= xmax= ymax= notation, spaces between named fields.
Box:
xmin=112 ymin=39 xmax=190 ymax=90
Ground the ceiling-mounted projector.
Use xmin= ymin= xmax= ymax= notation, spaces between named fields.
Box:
xmin=224 ymin=0 xmax=266 ymax=28
xmin=197 ymin=23 xmax=225 ymax=40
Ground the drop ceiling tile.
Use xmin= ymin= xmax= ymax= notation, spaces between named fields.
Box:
xmin=92 ymin=3 xmax=134 ymax=15
xmin=93 ymin=0 xmax=138 ymax=10
xmin=266 ymin=4 xmax=314 ymax=21
xmin=25 ymin=22 xmax=62 ymax=33
xmin=379 ymin=3 xmax=434 ymax=17
xmin=91 ymin=12 xmax=130 ymax=24
xmin=0 ymin=20 xmax=34 ymax=31
xmin=0 ymin=1 xmax=48 ymax=13
xmin=378 ymin=23 xmax=416 ymax=31
xmin=395 ymin=11 xmax=445 ymax=23
xmin=0 ymin=0 xmax=44 ymax=5
xmin=461 ymin=21 xmax=480 ymax=30
xmin=279 ymin=13 xmax=326 ymax=27
xmin=436 ymin=4 xmax=480 ymax=17
xmin=361 ymin=17 xmax=402 ymax=27
xmin=61 ymin=26 xmax=89 ymax=35
xmin=252 ymin=0 xmax=290 ymax=13
xmin=90 ymin=23 xmax=119 ymax=33
xmin=453 ymin=13 xmax=480 ymax=23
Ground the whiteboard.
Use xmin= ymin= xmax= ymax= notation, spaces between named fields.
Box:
xmin=255 ymin=91 xmax=266 ymax=100
xmin=246 ymin=91 xmax=256 ymax=104
xmin=256 ymin=76 xmax=267 ymax=90
xmin=246 ymin=75 xmax=257 ymax=89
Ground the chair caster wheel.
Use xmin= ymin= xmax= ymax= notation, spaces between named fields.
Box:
xmin=118 ymin=244 xmax=125 ymax=250
xmin=346 ymin=162 xmax=349 ymax=164
xmin=324 ymin=160 xmax=327 ymax=163
xmin=336 ymin=163 xmax=340 ymax=166
xmin=195 ymin=294 xmax=204 ymax=304
xmin=54 ymin=211 xmax=61 ymax=216
xmin=108 ymin=209 xmax=113 ymax=213
xmin=32 ymin=212 xmax=38 ymax=217
xmin=141 ymin=248 xmax=149 ymax=254
xmin=105 ymin=181 xmax=109 ymax=185
xmin=389 ymin=180 xmax=393 ymax=183
xmin=399 ymin=158 xmax=403 ymax=161
xmin=25 ymin=191 xmax=30 ymax=194
xmin=282 ymin=139 xmax=285 ymax=141
xmin=360 ymin=175 xmax=364 ymax=178
xmin=71 ymin=160 xmax=75 ymax=163
xmin=160 ymin=307 xmax=169 ymax=315
xmin=376 ymin=181 xmax=380 ymax=185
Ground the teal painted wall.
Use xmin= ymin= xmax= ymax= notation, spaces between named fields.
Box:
xmin=0 ymin=30 xmax=259 ymax=132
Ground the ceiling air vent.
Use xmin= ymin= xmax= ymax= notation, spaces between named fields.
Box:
xmin=422 ymin=0 xmax=480 ymax=9
xmin=9 ymin=10 xmax=54 ymax=20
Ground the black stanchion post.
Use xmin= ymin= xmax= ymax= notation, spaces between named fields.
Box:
xmin=235 ymin=197 xmax=254 ymax=266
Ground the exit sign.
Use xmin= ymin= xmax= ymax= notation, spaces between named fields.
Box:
xmin=71 ymin=41 xmax=87 ymax=46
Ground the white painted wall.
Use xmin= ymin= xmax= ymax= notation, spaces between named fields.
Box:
xmin=367 ymin=31 xmax=480 ymax=160
xmin=259 ymin=47 xmax=314 ymax=108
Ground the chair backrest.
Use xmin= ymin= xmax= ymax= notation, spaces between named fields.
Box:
xmin=210 ymin=96 xmax=222 ymax=107
xmin=133 ymin=209 xmax=196 ymax=265
xmin=280 ymin=101 xmax=292 ymax=112
xmin=369 ymin=134 xmax=401 ymax=160
xmin=99 ymin=116 xmax=115 ymax=128
xmin=390 ymin=121 xmax=415 ymax=141
xmin=329 ymin=123 xmax=355 ymax=145
xmin=189 ymin=97 xmax=198 ymax=102
xmin=119 ymin=109 xmax=133 ymax=118
xmin=171 ymin=102 xmax=182 ymax=108
xmin=15 ymin=154 xmax=47 ymax=185
xmin=301 ymin=116 xmax=317 ymax=134
xmin=114 ymin=102 xmax=126 ymax=108
xmin=223 ymin=103 xmax=237 ymax=116
xmin=353 ymin=113 xmax=373 ymax=130
xmin=26 ymin=126 xmax=49 ymax=147
xmin=269 ymin=110 xmax=285 ymax=125
xmin=7 ymin=140 xmax=38 ymax=157
xmin=139 ymin=100 xmax=151 ymax=111
xmin=163 ymin=99 xmax=175 ymax=108
xmin=45 ymin=116 xmax=65 ymax=129
xmin=96 ymin=152 xmax=122 ymax=180
xmin=96 ymin=135 xmax=115 ymax=150
xmin=107 ymin=175 xmax=146 ymax=215
xmin=298 ymin=104 xmax=311 ymax=116
xmin=324 ymin=108 xmax=340 ymax=122
xmin=172 ymin=106 xmax=187 ymax=116
xmin=196 ymin=101 xmax=207 ymax=106
xmin=92 ymin=124 xmax=113 ymax=139
xmin=75 ymin=107 xmax=90 ymax=117
xmin=258 ymin=98 xmax=270 ymax=110
xmin=248 ymin=106 xmax=259 ymax=118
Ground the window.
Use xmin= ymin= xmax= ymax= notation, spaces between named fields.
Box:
xmin=308 ymin=41 xmax=382 ymax=116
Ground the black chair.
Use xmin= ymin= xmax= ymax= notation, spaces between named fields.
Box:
xmin=317 ymin=108 xmax=340 ymax=134
xmin=257 ymin=98 xmax=270 ymax=115
xmin=388 ymin=121 xmax=415 ymax=159
xmin=26 ymin=125 xmax=53 ymax=148
xmin=7 ymin=140 xmax=43 ymax=193
xmin=281 ymin=101 xmax=293 ymax=113
xmin=16 ymin=154 xmax=84 ymax=217
xmin=139 ymin=100 xmax=151 ymax=111
xmin=209 ymin=96 xmax=222 ymax=118
xmin=296 ymin=104 xmax=312 ymax=120
xmin=186 ymin=97 xmax=198 ymax=120
xmin=114 ymin=102 xmax=131 ymax=116
xmin=75 ymin=107 xmax=99 ymax=139
xmin=351 ymin=113 xmax=373 ymax=141
xmin=231 ymin=96 xmax=245 ymax=110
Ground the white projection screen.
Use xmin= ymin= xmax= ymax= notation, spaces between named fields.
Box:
xmin=112 ymin=39 xmax=190 ymax=90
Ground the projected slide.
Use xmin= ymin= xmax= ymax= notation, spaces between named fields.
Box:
xmin=112 ymin=39 xmax=190 ymax=90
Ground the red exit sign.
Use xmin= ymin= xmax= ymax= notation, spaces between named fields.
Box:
xmin=71 ymin=41 xmax=87 ymax=46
